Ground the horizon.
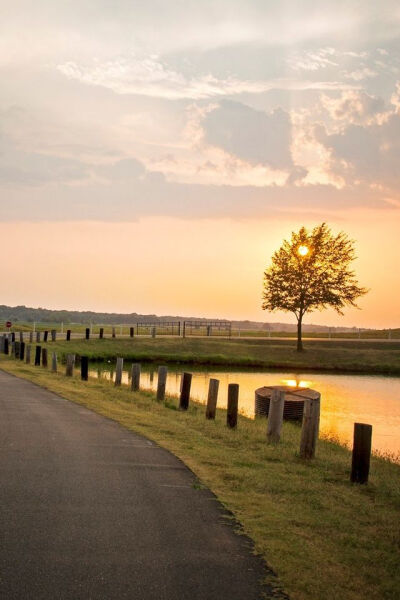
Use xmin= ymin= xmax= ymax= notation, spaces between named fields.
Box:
xmin=1 ymin=2 xmax=399 ymax=328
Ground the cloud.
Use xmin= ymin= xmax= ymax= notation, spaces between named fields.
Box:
xmin=344 ymin=67 xmax=378 ymax=81
xmin=321 ymin=90 xmax=385 ymax=124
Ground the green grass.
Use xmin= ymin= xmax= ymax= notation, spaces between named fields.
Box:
xmin=30 ymin=336 xmax=400 ymax=375
xmin=1 ymin=356 xmax=399 ymax=600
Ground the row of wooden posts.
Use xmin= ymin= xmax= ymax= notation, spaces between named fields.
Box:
xmin=3 ymin=327 xmax=160 ymax=342
xmin=0 ymin=335 xmax=372 ymax=483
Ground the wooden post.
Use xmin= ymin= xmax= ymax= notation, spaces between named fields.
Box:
xmin=267 ymin=389 xmax=285 ymax=443
xmin=11 ymin=342 xmax=15 ymax=357
xmin=207 ymin=325 xmax=211 ymax=337
xmin=15 ymin=341 xmax=20 ymax=359
xmin=51 ymin=329 xmax=56 ymax=342
xmin=112 ymin=327 xmax=116 ymax=338
xmin=81 ymin=356 xmax=89 ymax=381
xmin=19 ymin=331 xmax=23 ymax=342
xmin=41 ymin=348 xmax=48 ymax=368
xmin=227 ymin=383 xmax=239 ymax=428
xmin=4 ymin=338 xmax=9 ymax=355
xmin=66 ymin=330 xmax=71 ymax=341
xmin=156 ymin=366 xmax=168 ymax=402
xmin=205 ymin=378 xmax=219 ymax=419
xmin=99 ymin=327 xmax=104 ymax=339
xmin=44 ymin=330 xmax=48 ymax=342
xmin=115 ymin=357 xmax=123 ymax=386
xmin=51 ymin=352 xmax=57 ymax=372
xmin=130 ymin=327 xmax=134 ymax=338
xmin=66 ymin=354 xmax=75 ymax=377
xmin=152 ymin=326 xmax=156 ymax=338
xmin=29 ymin=331 xmax=33 ymax=343
xmin=85 ymin=328 xmax=90 ymax=340
xmin=299 ymin=394 xmax=321 ymax=459
xmin=36 ymin=331 xmax=41 ymax=343
xmin=25 ymin=344 xmax=31 ymax=364
xmin=35 ymin=345 xmax=41 ymax=366
xmin=182 ymin=322 xmax=186 ymax=338
xmin=131 ymin=363 xmax=141 ymax=391
xmin=20 ymin=342 xmax=25 ymax=361
xmin=351 ymin=423 xmax=372 ymax=484
xmin=11 ymin=332 xmax=15 ymax=342
xmin=179 ymin=372 xmax=192 ymax=410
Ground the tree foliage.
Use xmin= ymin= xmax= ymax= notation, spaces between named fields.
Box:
xmin=262 ymin=223 xmax=368 ymax=350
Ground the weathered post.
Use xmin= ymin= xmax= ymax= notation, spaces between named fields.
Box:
xmin=179 ymin=372 xmax=192 ymax=410
xmin=11 ymin=342 xmax=16 ymax=357
xmin=115 ymin=357 xmax=123 ymax=386
xmin=66 ymin=329 xmax=71 ymax=341
xmin=99 ymin=327 xmax=104 ymax=339
xmin=112 ymin=327 xmax=116 ymax=338
xmin=85 ymin=328 xmax=90 ymax=340
xmin=227 ymin=383 xmax=239 ymax=428
xmin=29 ymin=331 xmax=33 ymax=343
xmin=44 ymin=330 xmax=48 ymax=342
xmin=131 ymin=363 xmax=141 ymax=391
xmin=205 ymin=378 xmax=219 ymax=419
xmin=51 ymin=352 xmax=57 ymax=372
xmin=36 ymin=331 xmax=41 ymax=343
xmin=19 ymin=331 xmax=24 ymax=343
xmin=20 ymin=342 xmax=25 ymax=361
xmin=51 ymin=329 xmax=56 ymax=342
xmin=4 ymin=338 xmax=9 ymax=355
xmin=65 ymin=354 xmax=75 ymax=377
xmin=182 ymin=322 xmax=186 ymax=338
xmin=25 ymin=345 xmax=31 ymax=364
xmin=351 ymin=423 xmax=372 ymax=484
xmin=15 ymin=341 xmax=20 ymax=359
xmin=207 ymin=325 xmax=211 ymax=337
xmin=35 ymin=345 xmax=41 ymax=366
xmin=41 ymin=348 xmax=48 ymax=368
xmin=11 ymin=332 xmax=15 ymax=342
xmin=151 ymin=326 xmax=156 ymax=338
xmin=267 ymin=389 xmax=285 ymax=443
xmin=0 ymin=335 xmax=4 ymax=353
xmin=130 ymin=327 xmax=134 ymax=338
xmin=299 ymin=394 xmax=321 ymax=459
xmin=156 ymin=366 xmax=168 ymax=402
xmin=81 ymin=356 xmax=89 ymax=381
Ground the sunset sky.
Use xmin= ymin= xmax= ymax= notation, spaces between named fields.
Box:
xmin=1 ymin=1 xmax=399 ymax=327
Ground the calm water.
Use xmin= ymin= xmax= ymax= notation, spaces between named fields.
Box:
xmin=89 ymin=363 xmax=400 ymax=458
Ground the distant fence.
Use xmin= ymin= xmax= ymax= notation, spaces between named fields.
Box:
xmin=183 ymin=320 xmax=232 ymax=337
xmin=136 ymin=322 xmax=181 ymax=336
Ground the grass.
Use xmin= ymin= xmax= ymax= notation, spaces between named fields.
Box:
xmin=1 ymin=355 xmax=399 ymax=600
xmin=29 ymin=336 xmax=400 ymax=375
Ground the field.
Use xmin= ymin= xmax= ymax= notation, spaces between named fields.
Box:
xmin=1 ymin=355 xmax=399 ymax=600
xmin=22 ymin=335 xmax=400 ymax=375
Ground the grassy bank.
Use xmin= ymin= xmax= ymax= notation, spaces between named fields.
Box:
xmin=34 ymin=336 xmax=400 ymax=375
xmin=1 ymin=356 xmax=399 ymax=600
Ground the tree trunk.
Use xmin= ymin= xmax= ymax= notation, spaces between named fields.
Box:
xmin=297 ymin=316 xmax=303 ymax=352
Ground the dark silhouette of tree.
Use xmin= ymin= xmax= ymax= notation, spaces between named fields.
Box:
xmin=262 ymin=223 xmax=368 ymax=351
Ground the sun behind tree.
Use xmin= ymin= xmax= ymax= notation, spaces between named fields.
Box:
xmin=262 ymin=223 xmax=368 ymax=351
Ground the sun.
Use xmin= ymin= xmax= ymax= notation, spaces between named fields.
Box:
xmin=298 ymin=245 xmax=309 ymax=256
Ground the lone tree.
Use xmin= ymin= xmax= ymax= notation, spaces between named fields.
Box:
xmin=262 ymin=223 xmax=368 ymax=351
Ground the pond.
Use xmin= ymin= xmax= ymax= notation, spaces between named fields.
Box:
xmin=89 ymin=362 xmax=400 ymax=458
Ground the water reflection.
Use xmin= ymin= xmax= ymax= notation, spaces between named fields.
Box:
xmin=89 ymin=363 xmax=400 ymax=457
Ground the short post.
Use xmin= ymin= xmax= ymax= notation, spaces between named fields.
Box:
xmin=66 ymin=329 xmax=71 ymax=341
xmin=35 ymin=345 xmax=41 ymax=366
xmin=227 ymin=383 xmax=239 ymax=428
xmin=51 ymin=352 xmax=57 ymax=372
xmin=11 ymin=342 xmax=16 ymax=357
xmin=41 ymin=348 xmax=48 ymax=368
xmin=207 ymin=325 xmax=211 ymax=337
xmin=99 ymin=328 xmax=104 ymax=339
xmin=152 ymin=326 xmax=156 ymax=338
xmin=130 ymin=327 xmax=134 ymax=338
xmin=4 ymin=338 xmax=9 ymax=355
xmin=299 ymin=394 xmax=321 ymax=459
xmin=29 ymin=331 xmax=33 ymax=343
xmin=182 ymin=322 xmax=186 ymax=338
xmin=85 ymin=328 xmax=90 ymax=340
xmin=20 ymin=342 xmax=25 ymax=361
xmin=15 ymin=341 xmax=20 ymax=359
xmin=179 ymin=372 xmax=192 ymax=410
xmin=115 ymin=357 xmax=123 ymax=386
xmin=156 ymin=366 xmax=168 ymax=402
xmin=131 ymin=363 xmax=141 ymax=391
xmin=51 ymin=329 xmax=56 ymax=342
xmin=11 ymin=332 xmax=15 ymax=342
xmin=36 ymin=331 xmax=41 ymax=343
xmin=267 ymin=389 xmax=285 ymax=443
xmin=65 ymin=354 xmax=75 ymax=377
xmin=19 ymin=331 xmax=24 ymax=342
xmin=205 ymin=378 xmax=219 ymax=420
xmin=351 ymin=423 xmax=372 ymax=484
xmin=44 ymin=330 xmax=48 ymax=342
xmin=81 ymin=356 xmax=89 ymax=381
xmin=25 ymin=344 xmax=31 ymax=364
xmin=112 ymin=327 xmax=116 ymax=338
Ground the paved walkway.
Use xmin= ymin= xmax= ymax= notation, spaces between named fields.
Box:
xmin=0 ymin=370 xmax=275 ymax=599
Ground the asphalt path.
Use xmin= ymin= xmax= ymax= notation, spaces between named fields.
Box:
xmin=0 ymin=370 xmax=275 ymax=599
